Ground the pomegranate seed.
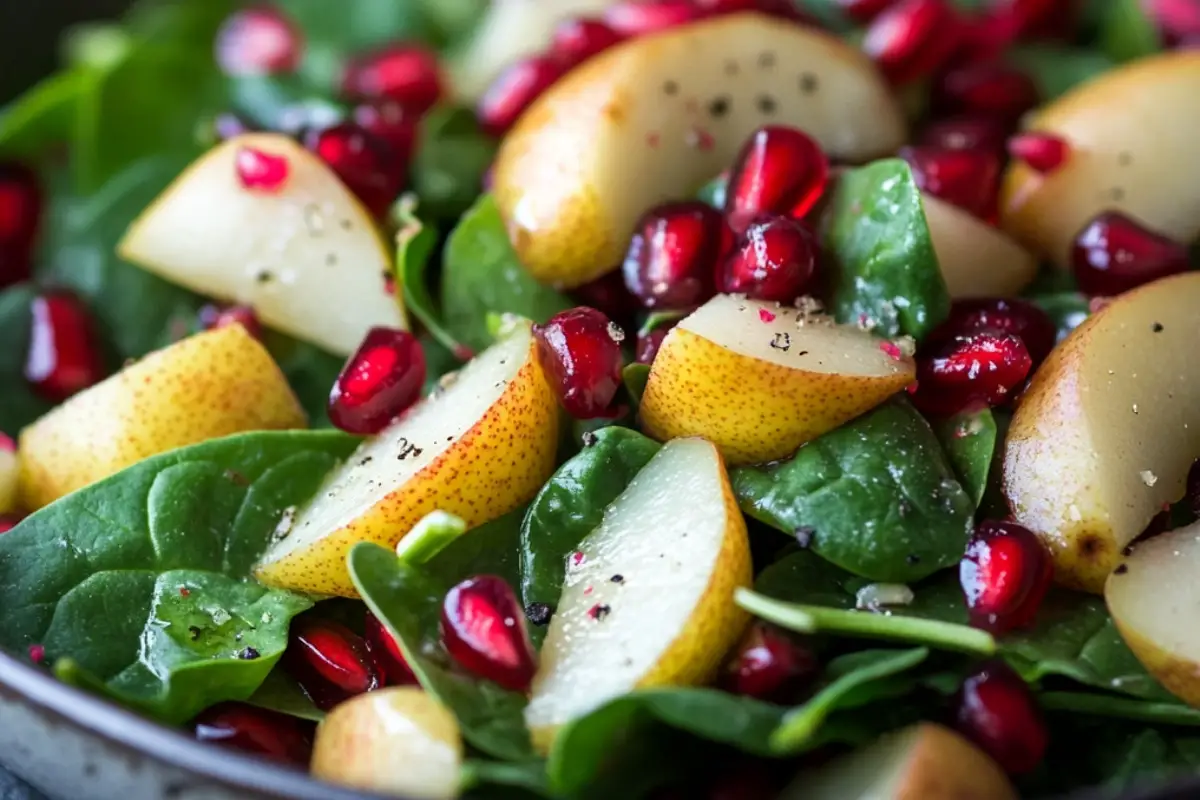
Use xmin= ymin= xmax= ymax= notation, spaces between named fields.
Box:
xmin=836 ymin=0 xmax=896 ymax=24
xmin=27 ymin=643 xmax=44 ymax=663
xmin=953 ymin=660 xmax=1047 ymax=774
xmin=352 ymin=102 xmax=419 ymax=166
xmin=603 ymin=1 xmax=700 ymax=36
xmin=341 ymin=45 xmax=443 ymax=115
xmin=573 ymin=271 xmax=641 ymax=328
xmin=551 ymin=17 xmax=624 ymax=66
xmin=931 ymin=298 xmax=1057 ymax=367
xmin=720 ymin=622 xmax=818 ymax=702
xmin=283 ymin=619 xmax=382 ymax=711
xmin=306 ymin=123 xmax=403 ymax=217
xmin=364 ymin=611 xmax=417 ymax=686
xmin=533 ymin=307 xmax=624 ymax=419
xmin=235 ymin=146 xmax=289 ymax=192
xmin=328 ymin=327 xmax=425 ymax=435
xmin=917 ymin=115 xmax=1009 ymax=153
xmin=1007 ymin=132 xmax=1069 ymax=174
xmin=441 ymin=575 xmax=538 ymax=692
xmin=477 ymin=55 xmax=565 ymax=137
xmin=898 ymin=145 xmax=1000 ymax=220
xmin=622 ymin=201 xmax=727 ymax=310
xmin=214 ymin=7 xmax=303 ymax=77
xmin=199 ymin=304 xmax=263 ymax=340
xmin=910 ymin=331 xmax=1032 ymax=416
xmin=0 ymin=516 xmax=20 ymax=535
xmin=724 ymin=126 xmax=829 ymax=233
xmin=863 ymin=0 xmax=963 ymax=85
xmin=984 ymin=0 xmax=1066 ymax=41
xmin=637 ymin=319 xmax=681 ymax=364
xmin=933 ymin=63 xmax=1039 ymax=123
xmin=0 ymin=433 xmax=13 ymax=452
xmin=696 ymin=0 xmax=814 ymax=21
xmin=960 ymin=520 xmax=1052 ymax=634
xmin=0 ymin=161 xmax=42 ymax=269
xmin=1149 ymin=0 xmax=1200 ymax=42
xmin=192 ymin=703 xmax=314 ymax=766
xmin=24 ymin=291 xmax=105 ymax=403
xmin=718 ymin=215 xmax=819 ymax=303
xmin=1071 ymin=212 xmax=1190 ymax=297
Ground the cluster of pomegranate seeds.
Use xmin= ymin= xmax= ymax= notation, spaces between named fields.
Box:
xmin=910 ymin=331 xmax=1032 ymax=416
xmin=723 ymin=126 xmax=829 ymax=234
xmin=352 ymin=101 xmax=420 ymax=167
xmin=1070 ymin=211 xmax=1191 ymax=297
xmin=477 ymin=56 xmax=567 ymax=138
xmin=0 ymin=162 xmax=42 ymax=289
xmin=932 ymin=298 xmax=1056 ymax=366
xmin=933 ymin=63 xmax=1039 ymax=124
xmin=917 ymin=115 xmax=1009 ymax=154
xmin=364 ymin=611 xmax=417 ymax=686
xmin=1007 ymin=132 xmax=1069 ymax=174
xmin=305 ymin=123 xmax=405 ymax=217
xmin=572 ymin=271 xmax=641 ymax=329
xmin=327 ymin=327 xmax=426 ymax=435
xmin=604 ymin=0 xmax=701 ymax=35
xmin=214 ymin=7 xmax=303 ymax=77
xmin=234 ymin=146 xmax=290 ymax=192
xmin=720 ymin=622 xmax=818 ymax=702
xmin=863 ymin=0 xmax=964 ymax=85
xmin=440 ymin=575 xmax=538 ymax=692
xmin=953 ymin=661 xmax=1048 ymax=775
xmin=718 ymin=214 xmax=819 ymax=302
xmin=623 ymin=201 xmax=727 ymax=309
xmin=24 ymin=291 xmax=106 ymax=403
xmin=960 ymin=520 xmax=1053 ymax=634
xmin=282 ymin=618 xmax=382 ymax=711
xmin=898 ymin=146 xmax=1001 ymax=220
xmin=341 ymin=45 xmax=444 ymax=115
xmin=533 ymin=307 xmax=625 ymax=419
xmin=199 ymin=304 xmax=263 ymax=340
xmin=192 ymin=703 xmax=315 ymax=766
xmin=552 ymin=17 xmax=625 ymax=63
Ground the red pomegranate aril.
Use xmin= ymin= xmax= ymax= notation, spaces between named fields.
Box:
xmin=441 ymin=575 xmax=538 ymax=692
xmin=863 ymin=0 xmax=963 ymax=85
xmin=551 ymin=17 xmax=624 ymax=66
xmin=328 ymin=327 xmax=425 ymax=435
xmin=910 ymin=331 xmax=1032 ymax=416
xmin=718 ymin=215 xmax=819 ymax=303
xmin=534 ymin=307 xmax=624 ymax=419
xmin=1149 ymin=0 xmax=1200 ymax=42
xmin=623 ymin=201 xmax=727 ymax=310
xmin=0 ymin=516 xmax=19 ymax=535
xmin=960 ymin=520 xmax=1052 ymax=634
xmin=603 ymin=1 xmax=700 ymax=36
xmin=1071 ymin=211 xmax=1190 ymax=297
xmin=307 ymin=123 xmax=403 ymax=217
xmin=696 ymin=0 xmax=814 ymax=21
xmin=24 ymin=291 xmax=105 ymax=403
xmin=478 ymin=55 xmax=566 ymax=137
xmin=283 ymin=618 xmax=381 ymax=711
xmin=235 ymin=146 xmax=290 ymax=192
xmin=192 ymin=703 xmax=314 ymax=766
xmin=724 ymin=126 xmax=829 ymax=233
xmin=364 ymin=611 xmax=417 ymax=686
xmin=836 ymin=0 xmax=896 ymax=24
xmin=720 ymin=622 xmax=818 ymax=702
xmin=636 ymin=319 xmax=682 ymax=365
xmin=353 ymin=102 xmax=419 ymax=166
xmin=199 ymin=304 xmax=263 ymax=340
xmin=953 ymin=660 xmax=1047 ymax=774
xmin=573 ymin=270 xmax=641 ymax=327
xmin=985 ymin=0 xmax=1068 ymax=41
xmin=0 ymin=162 xmax=42 ymax=253
xmin=1007 ymin=132 xmax=1069 ymax=174
xmin=934 ymin=298 xmax=1057 ymax=366
xmin=934 ymin=63 xmax=1039 ymax=123
xmin=341 ymin=44 xmax=443 ymax=115
xmin=898 ymin=145 xmax=1000 ymax=220
xmin=214 ymin=7 xmax=303 ymax=77
xmin=918 ymin=115 xmax=1010 ymax=154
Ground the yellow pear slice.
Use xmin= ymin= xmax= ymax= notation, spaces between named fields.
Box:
xmin=19 ymin=325 xmax=305 ymax=510
xmin=525 ymin=437 xmax=751 ymax=752
xmin=493 ymin=12 xmax=905 ymax=288
xmin=922 ymin=193 xmax=1037 ymax=298
xmin=119 ymin=133 xmax=405 ymax=356
xmin=1004 ymin=272 xmax=1200 ymax=593
xmin=0 ymin=442 xmax=17 ymax=516
xmin=312 ymin=687 xmax=462 ymax=800
xmin=640 ymin=294 xmax=916 ymax=466
xmin=255 ymin=323 xmax=560 ymax=597
xmin=999 ymin=51 xmax=1200 ymax=269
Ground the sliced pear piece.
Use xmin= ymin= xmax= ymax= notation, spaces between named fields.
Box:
xmin=255 ymin=323 xmax=560 ymax=597
xmin=789 ymin=723 xmax=1017 ymax=800
xmin=0 ymin=441 xmax=17 ymax=516
xmin=312 ymin=687 xmax=462 ymax=799
xmin=19 ymin=325 xmax=305 ymax=510
xmin=118 ymin=132 xmax=405 ymax=356
xmin=1004 ymin=272 xmax=1200 ymax=593
xmin=526 ymin=437 xmax=752 ymax=751
xmin=1000 ymin=51 xmax=1200 ymax=269
xmin=922 ymin=193 xmax=1037 ymax=298
xmin=494 ymin=11 xmax=905 ymax=288
xmin=639 ymin=295 xmax=916 ymax=466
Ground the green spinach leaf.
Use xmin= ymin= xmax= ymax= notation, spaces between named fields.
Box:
xmin=0 ymin=285 xmax=53 ymax=434
xmin=823 ymin=159 xmax=949 ymax=340
xmin=1040 ymin=691 xmax=1200 ymax=727
xmin=395 ymin=200 xmax=471 ymax=359
xmin=247 ymin=666 xmax=324 ymax=722
xmin=0 ymin=70 xmax=88 ymax=158
xmin=1006 ymin=45 xmax=1115 ymax=101
xmin=412 ymin=107 xmax=498 ymax=223
xmin=461 ymin=759 xmax=554 ymax=798
xmin=1031 ymin=291 xmax=1090 ymax=343
xmin=932 ymin=408 xmax=997 ymax=507
xmin=732 ymin=399 xmax=973 ymax=582
xmin=0 ymin=430 xmax=358 ymax=723
xmin=1097 ymin=0 xmax=1161 ymax=62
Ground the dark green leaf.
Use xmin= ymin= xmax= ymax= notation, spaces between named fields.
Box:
xmin=824 ymin=159 xmax=949 ymax=340
xmin=696 ymin=174 xmax=727 ymax=209
xmin=433 ymin=508 xmax=526 ymax=591
xmin=1007 ymin=45 xmax=1115 ymax=101
xmin=932 ymin=408 xmax=997 ymax=507
xmin=246 ymin=666 xmax=324 ymax=722
xmin=0 ymin=285 xmax=53 ymax=433
xmin=732 ymin=399 xmax=973 ymax=582
xmin=621 ymin=364 xmax=651 ymax=407
xmin=978 ymin=408 xmax=1011 ymax=520
xmin=1030 ymin=291 xmax=1090 ymax=344
xmin=412 ymin=107 xmax=499 ymax=222
xmin=1097 ymin=0 xmax=1161 ymax=62
xmin=442 ymin=195 xmax=572 ymax=353
xmin=263 ymin=333 xmax=346 ymax=428
xmin=461 ymin=759 xmax=554 ymax=799
xmin=0 ymin=430 xmax=358 ymax=723
xmin=0 ymin=70 xmax=88 ymax=158
xmin=1041 ymin=691 xmax=1200 ymax=726
xmin=123 ymin=0 xmax=240 ymax=50
xmin=395 ymin=202 xmax=470 ymax=359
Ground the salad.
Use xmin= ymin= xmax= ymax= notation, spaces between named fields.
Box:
xmin=2 ymin=0 xmax=1200 ymax=798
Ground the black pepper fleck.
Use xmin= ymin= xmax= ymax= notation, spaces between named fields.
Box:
xmin=663 ymin=80 xmax=679 ymax=96
xmin=1114 ymin=564 xmax=1129 ymax=575
xmin=589 ymin=604 xmax=612 ymax=621
xmin=256 ymin=270 xmax=274 ymax=284
xmin=525 ymin=602 xmax=553 ymax=626
xmin=1153 ymin=322 xmax=1164 ymax=332
xmin=239 ymin=647 xmax=261 ymax=660
xmin=905 ymin=554 xmax=921 ymax=565
xmin=1122 ymin=544 xmax=1136 ymax=556
xmin=188 ymin=626 xmax=202 ymax=641
xmin=800 ymin=73 xmax=818 ymax=94
xmin=795 ymin=526 xmax=815 ymax=548
xmin=610 ymin=574 xmax=625 ymax=584
xmin=770 ymin=332 xmax=791 ymax=351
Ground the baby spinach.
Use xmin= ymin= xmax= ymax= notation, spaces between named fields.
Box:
xmin=441 ymin=195 xmax=571 ymax=353
xmin=1040 ymin=692 xmax=1200 ymax=727
xmin=0 ymin=70 xmax=88 ymax=158
xmin=823 ymin=158 xmax=950 ymax=340
xmin=621 ymin=363 xmax=651 ymax=407
xmin=411 ymin=107 xmax=499 ymax=223
xmin=0 ymin=285 xmax=53 ymax=434
xmin=1006 ymin=45 xmax=1115 ymax=100
xmin=932 ymin=408 xmax=997 ymax=507
xmin=732 ymin=399 xmax=973 ymax=583
xmin=1096 ymin=0 xmax=1160 ymax=63
xmin=247 ymin=667 xmax=324 ymax=722
xmin=395 ymin=201 xmax=471 ymax=360
xmin=461 ymin=760 xmax=554 ymax=799
xmin=1031 ymin=291 xmax=1090 ymax=343
xmin=0 ymin=430 xmax=358 ymax=724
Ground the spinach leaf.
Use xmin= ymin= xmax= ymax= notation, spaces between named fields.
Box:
xmin=434 ymin=508 xmax=526 ymax=591
xmin=442 ymin=195 xmax=572 ymax=354
xmin=978 ymin=408 xmax=1012 ymax=520
xmin=263 ymin=333 xmax=345 ymax=428
xmin=412 ymin=107 xmax=499 ymax=223
xmin=0 ymin=70 xmax=88 ymax=158
xmin=1006 ymin=45 xmax=1115 ymax=101
xmin=0 ymin=285 xmax=53 ymax=434
xmin=349 ymin=542 xmax=537 ymax=762
xmin=622 ymin=363 xmax=651 ymax=407
xmin=461 ymin=760 xmax=554 ymax=799
xmin=395 ymin=200 xmax=471 ymax=360
xmin=732 ymin=399 xmax=973 ymax=582
xmin=1031 ymin=291 xmax=1090 ymax=343
xmin=520 ymin=427 xmax=662 ymax=612
xmin=247 ymin=666 xmax=324 ymax=722
xmin=696 ymin=173 xmax=727 ymax=209
xmin=1040 ymin=692 xmax=1200 ymax=727
xmin=823 ymin=159 xmax=949 ymax=340
xmin=1096 ymin=0 xmax=1161 ymax=63
xmin=0 ymin=430 xmax=358 ymax=723
xmin=932 ymin=408 xmax=997 ymax=507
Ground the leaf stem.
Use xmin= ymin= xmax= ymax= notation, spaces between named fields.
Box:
xmin=395 ymin=510 xmax=468 ymax=566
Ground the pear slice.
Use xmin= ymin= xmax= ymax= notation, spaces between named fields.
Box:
xmin=922 ymin=193 xmax=1037 ymax=299
xmin=493 ymin=11 xmax=905 ymax=288
xmin=1107 ymin=521 xmax=1200 ymax=707
xmin=525 ymin=437 xmax=752 ymax=751
xmin=0 ymin=440 xmax=17 ymax=516
xmin=788 ymin=723 xmax=1017 ymax=800
xmin=639 ymin=295 xmax=916 ymax=465
xmin=118 ymin=132 xmax=405 ymax=356
xmin=312 ymin=687 xmax=462 ymax=800
xmin=255 ymin=323 xmax=560 ymax=597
